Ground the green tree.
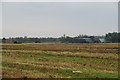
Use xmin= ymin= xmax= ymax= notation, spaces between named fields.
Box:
xmin=2 ymin=38 xmax=6 ymax=43
xmin=105 ymin=32 xmax=119 ymax=43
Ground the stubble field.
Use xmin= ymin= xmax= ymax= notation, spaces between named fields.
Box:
xmin=1 ymin=43 xmax=119 ymax=78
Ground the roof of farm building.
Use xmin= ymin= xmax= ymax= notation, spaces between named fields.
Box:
xmin=78 ymin=38 xmax=94 ymax=43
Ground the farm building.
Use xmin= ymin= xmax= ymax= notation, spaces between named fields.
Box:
xmin=99 ymin=38 xmax=106 ymax=43
xmin=78 ymin=38 xmax=93 ymax=43
xmin=14 ymin=41 xmax=22 ymax=44
xmin=69 ymin=38 xmax=94 ymax=43
xmin=93 ymin=38 xmax=101 ymax=43
xmin=35 ymin=41 xmax=41 ymax=43
xmin=71 ymin=38 xmax=106 ymax=43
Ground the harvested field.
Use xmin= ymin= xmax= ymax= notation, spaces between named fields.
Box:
xmin=1 ymin=43 xmax=119 ymax=78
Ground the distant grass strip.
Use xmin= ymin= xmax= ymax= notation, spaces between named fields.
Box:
xmin=2 ymin=50 xmax=118 ymax=59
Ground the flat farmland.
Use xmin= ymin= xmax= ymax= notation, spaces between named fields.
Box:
xmin=1 ymin=43 xmax=119 ymax=78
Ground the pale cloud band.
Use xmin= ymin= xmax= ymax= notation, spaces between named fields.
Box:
xmin=1 ymin=0 xmax=120 ymax=2
xmin=2 ymin=2 xmax=118 ymax=38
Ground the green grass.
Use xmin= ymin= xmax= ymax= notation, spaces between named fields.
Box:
xmin=2 ymin=43 xmax=119 ymax=78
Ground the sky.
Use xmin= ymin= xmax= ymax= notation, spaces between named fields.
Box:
xmin=1 ymin=0 xmax=119 ymax=2
xmin=2 ymin=2 xmax=118 ymax=38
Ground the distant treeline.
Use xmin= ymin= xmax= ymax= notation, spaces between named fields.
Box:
xmin=1 ymin=32 xmax=120 ymax=43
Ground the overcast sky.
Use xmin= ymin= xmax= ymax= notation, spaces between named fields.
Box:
xmin=2 ymin=2 xmax=118 ymax=38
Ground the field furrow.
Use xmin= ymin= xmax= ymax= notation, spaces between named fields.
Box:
xmin=2 ymin=43 xmax=119 ymax=78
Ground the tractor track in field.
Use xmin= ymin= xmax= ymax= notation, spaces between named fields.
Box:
xmin=2 ymin=47 xmax=119 ymax=54
xmin=57 ymin=54 xmax=118 ymax=61
xmin=5 ymin=51 xmax=118 ymax=61
xmin=40 ymin=54 xmax=118 ymax=61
